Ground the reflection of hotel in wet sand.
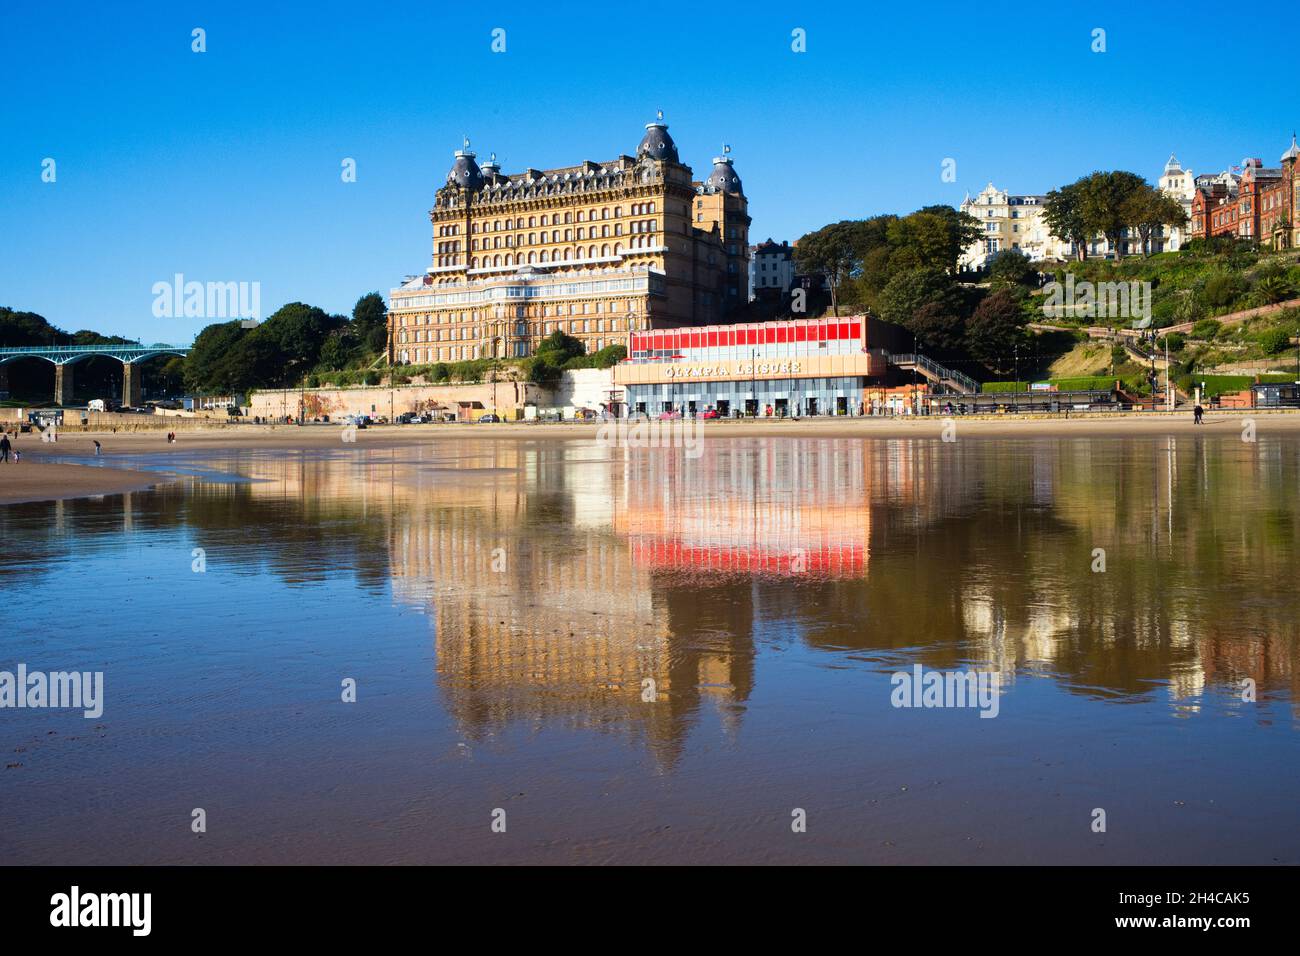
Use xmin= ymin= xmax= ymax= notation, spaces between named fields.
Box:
xmin=382 ymin=438 xmax=941 ymax=765
xmin=385 ymin=453 xmax=755 ymax=769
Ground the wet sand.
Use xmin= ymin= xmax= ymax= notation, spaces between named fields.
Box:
xmin=0 ymin=460 xmax=170 ymax=505
xmin=7 ymin=411 xmax=1297 ymax=504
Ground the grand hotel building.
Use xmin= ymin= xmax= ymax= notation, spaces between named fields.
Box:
xmin=388 ymin=118 xmax=751 ymax=365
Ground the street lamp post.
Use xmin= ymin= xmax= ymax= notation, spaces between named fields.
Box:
xmin=1013 ymin=343 xmax=1019 ymax=414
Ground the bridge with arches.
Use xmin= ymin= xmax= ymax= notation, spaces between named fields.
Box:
xmin=0 ymin=343 xmax=191 ymax=407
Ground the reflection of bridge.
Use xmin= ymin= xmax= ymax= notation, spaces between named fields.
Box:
xmin=0 ymin=344 xmax=191 ymax=406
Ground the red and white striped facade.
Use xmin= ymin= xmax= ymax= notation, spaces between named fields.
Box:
xmin=628 ymin=317 xmax=867 ymax=364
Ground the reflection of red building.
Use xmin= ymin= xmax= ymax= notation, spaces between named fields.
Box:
xmin=628 ymin=537 xmax=865 ymax=576
xmin=614 ymin=441 xmax=876 ymax=579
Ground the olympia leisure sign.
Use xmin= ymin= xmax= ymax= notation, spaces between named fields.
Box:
xmin=664 ymin=361 xmax=804 ymax=379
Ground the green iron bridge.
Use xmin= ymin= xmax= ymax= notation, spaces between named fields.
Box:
xmin=0 ymin=344 xmax=192 ymax=407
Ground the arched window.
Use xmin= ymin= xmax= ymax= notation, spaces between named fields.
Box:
xmin=540 ymin=214 xmax=549 ymax=226
xmin=577 ymin=227 xmax=585 ymax=240
xmin=552 ymin=230 xmax=559 ymax=242
xmin=495 ymin=255 xmax=502 ymax=266
xmin=528 ymin=216 xmax=536 ymax=227
xmin=564 ymin=212 xmax=572 ymax=224
xmin=575 ymin=247 xmax=583 ymax=259
xmin=614 ymin=207 xmax=622 ymax=217
xmin=565 ymin=229 xmax=572 ymax=241
xmin=601 ymin=244 xmax=610 ymax=257
xmin=589 ymin=245 xmax=596 ymax=258
xmin=472 ymin=257 xmax=479 ymax=268
xmin=562 ymin=249 xmax=570 ymax=260
xmin=528 ymin=232 xmax=535 ymax=244
xmin=540 ymin=250 xmax=548 ymax=262
xmin=505 ymin=218 xmax=513 ymax=229
xmin=601 ymin=225 xmax=609 ymax=238
xmin=528 ymin=252 xmax=536 ymax=263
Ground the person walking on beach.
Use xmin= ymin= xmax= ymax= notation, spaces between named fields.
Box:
xmin=0 ymin=434 xmax=10 ymax=463
xmin=93 ymin=439 xmax=102 ymax=455
xmin=1193 ymin=404 xmax=1204 ymax=425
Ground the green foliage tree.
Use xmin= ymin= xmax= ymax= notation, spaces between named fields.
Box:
xmin=886 ymin=206 xmax=981 ymax=276
xmin=1042 ymin=182 xmax=1091 ymax=261
xmin=1077 ymin=170 xmax=1147 ymax=261
xmin=186 ymin=303 xmax=344 ymax=393
xmin=966 ymin=290 xmax=1026 ymax=373
xmin=988 ymin=249 xmax=1037 ymax=289
xmin=1122 ymin=186 xmax=1189 ymax=258
xmin=793 ymin=220 xmax=880 ymax=315
xmin=352 ymin=292 xmax=389 ymax=355
xmin=878 ymin=267 xmax=966 ymax=332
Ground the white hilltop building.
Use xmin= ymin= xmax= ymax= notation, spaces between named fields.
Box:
xmin=959 ymin=154 xmax=1205 ymax=270
xmin=1157 ymin=154 xmax=1195 ymax=251
xmin=958 ymin=183 xmax=1065 ymax=270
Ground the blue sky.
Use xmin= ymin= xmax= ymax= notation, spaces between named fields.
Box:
xmin=2 ymin=0 xmax=1294 ymax=343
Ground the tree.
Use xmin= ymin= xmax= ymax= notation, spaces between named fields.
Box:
xmin=966 ymin=290 xmax=1027 ymax=374
xmin=184 ymin=320 xmax=248 ymax=393
xmin=879 ymin=268 xmax=968 ymax=351
xmin=0 ymin=306 xmax=71 ymax=346
xmin=909 ymin=301 xmax=967 ymax=357
xmin=352 ymin=292 xmax=388 ymax=355
xmin=887 ymin=206 xmax=982 ymax=276
xmin=185 ymin=302 xmax=344 ymax=393
xmin=536 ymin=329 xmax=585 ymax=361
xmin=1043 ymin=183 xmax=1091 ymax=261
xmin=1077 ymin=170 xmax=1147 ymax=260
xmin=988 ymin=249 xmax=1037 ymax=289
xmin=1122 ymin=186 xmax=1189 ymax=257
xmin=793 ymin=220 xmax=875 ymax=315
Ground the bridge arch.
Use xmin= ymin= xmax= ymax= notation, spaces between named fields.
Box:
xmin=0 ymin=344 xmax=191 ymax=407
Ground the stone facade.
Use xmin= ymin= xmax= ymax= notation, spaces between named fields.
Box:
xmin=388 ymin=117 xmax=750 ymax=366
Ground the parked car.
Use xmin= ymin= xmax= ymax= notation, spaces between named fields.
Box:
xmin=701 ymin=408 xmax=720 ymax=419
xmin=478 ymin=414 xmax=501 ymax=423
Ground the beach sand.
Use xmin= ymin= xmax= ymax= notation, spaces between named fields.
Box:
xmin=0 ymin=460 xmax=170 ymax=505
xmin=5 ymin=410 xmax=1295 ymax=504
